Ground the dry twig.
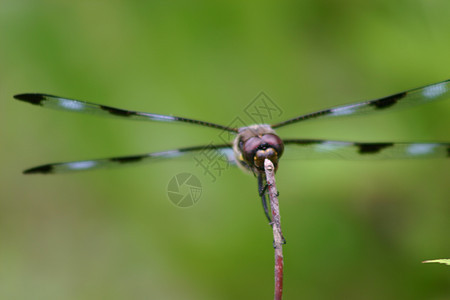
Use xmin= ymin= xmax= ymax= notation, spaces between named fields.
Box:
xmin=264 ymin=159 xmax=284 ymax=300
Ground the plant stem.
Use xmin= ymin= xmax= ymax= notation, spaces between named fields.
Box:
xmin=264 ymin=159 xmax=284 ymax=300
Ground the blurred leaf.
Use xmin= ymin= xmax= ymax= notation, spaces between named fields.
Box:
xmin=422 ymin=259 xmax=450 ymax=266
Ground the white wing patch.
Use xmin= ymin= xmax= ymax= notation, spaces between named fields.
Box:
xmin=144 ymin=113 xmax=177 ymax=122
xmin=218 ymin=148 xmax=237 ymax=164
xmin=155 ymin=149 xmax=183 ymax=158
xmin=67 ymin=161 xmax=98 ymax=170
xmin=422 ymin=82 xmax=448 ymax=99
xmin=330 ymin=105 xmax=358 ymax=116
xmin=58 ymin=99 xmax=86 ymax=111
xmin=407 ymin=144 xmax=437 ymax=156
xmin=314 ymin=141 xmax=349 ymax=152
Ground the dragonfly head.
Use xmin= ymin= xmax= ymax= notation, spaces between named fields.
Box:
xmin=234 ymin=125 xmax=284 ymax=174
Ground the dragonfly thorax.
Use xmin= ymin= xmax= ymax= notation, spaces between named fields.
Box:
xmin=233 ymin=124 xmax=284 ymax=174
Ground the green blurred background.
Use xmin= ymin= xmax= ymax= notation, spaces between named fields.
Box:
xmin=1 ymin=1 xmax=449 ymax=299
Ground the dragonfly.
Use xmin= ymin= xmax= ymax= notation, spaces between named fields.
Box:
xmin=14 ymin=79 xmax=450 ymax=222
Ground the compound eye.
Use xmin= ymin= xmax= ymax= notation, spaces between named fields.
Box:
xmin=261 ymin=134 xmax=284 ymax=158
xmin=241 ymin=136 xmax=261 ymax=164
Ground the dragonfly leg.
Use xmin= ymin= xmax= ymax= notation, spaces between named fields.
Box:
xmin=257 ymin=173 xmax=272 ymax=223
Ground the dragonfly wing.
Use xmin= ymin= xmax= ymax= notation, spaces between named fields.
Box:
xmin=272 ymin=80 xmax=450 ymax=128
xmin=282 ymin=139 xmax=450 ymax=160
xmin=14 ymin=93 xmax=238 ymax=132
xmin=24 ymin=144 xmax=236 ymax=174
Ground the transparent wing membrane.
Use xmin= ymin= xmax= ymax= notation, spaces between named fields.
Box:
xmin=15 ymin=80 xmax=449 ymax=175
xmin=24 ymin=145 xmax=235 ymax=174
xmin=272 ymin=79 xmax=449 ymax=128
xmin=282 ymin=139 xmax=449 ymax=160
xmin=14 ymin=93 xmax=238 ymax=132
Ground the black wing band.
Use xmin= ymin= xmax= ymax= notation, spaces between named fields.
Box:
xmin=24 ymin=144 xmax=235 ymax=174
xmin=272 ymin=79 xmax=449 ymax=129
xmin=282 ymin=139 xmax=450 ymax=160
xmin=14 ymin=93 xmax=238 ymax=133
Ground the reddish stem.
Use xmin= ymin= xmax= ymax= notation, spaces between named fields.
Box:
xmin=264 ymin=159 xmax=284 ymax=300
